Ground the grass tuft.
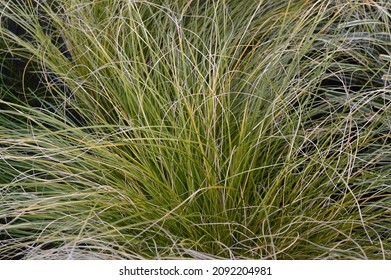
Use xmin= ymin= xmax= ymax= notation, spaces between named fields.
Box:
xmin=1 ymin=0 xmax=390 ymax=259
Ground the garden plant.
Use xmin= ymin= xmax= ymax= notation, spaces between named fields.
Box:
xmin=0 ymin=0 xmax=390 ymax=259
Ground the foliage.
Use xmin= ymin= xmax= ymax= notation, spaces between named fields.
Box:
xmin=0 ymin=0 xmax=390 ymax=259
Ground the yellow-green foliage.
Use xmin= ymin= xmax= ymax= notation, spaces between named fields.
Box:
xmin=0 ymin=0 xmax=390 ymax=259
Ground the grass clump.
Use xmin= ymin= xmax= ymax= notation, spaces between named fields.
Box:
xmin=0 ymin=0 xmax=390 ymax=259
